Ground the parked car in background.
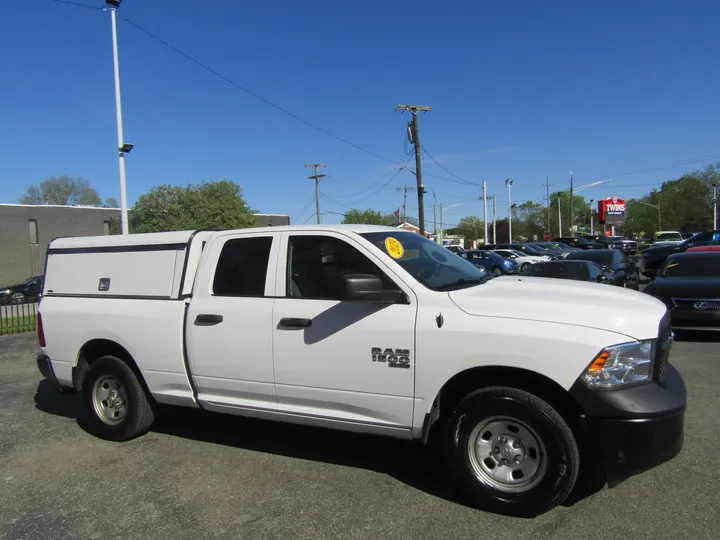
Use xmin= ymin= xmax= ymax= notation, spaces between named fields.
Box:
xmin=491 ymin=249 xmax=545 ymax=273
xmin=521 ymin=260 xmax=613 ymax=284
xmin=641 ymin=230 xmax=720 ymax=279
xmin=582 ymin=235 xmax=624 ymax=250
xmin=620 ymin=238 xmax=639 ymax=255
xmin=534 ymin=241 xmax=582 ymax=257
xmin=461 ymin=250 xmax=518 ymax=276
xmin=644 ymin=252 xmax=720 ymax=330
xmin=652 ymin=231 xmax=684 ymax=247
xmin=487 ymin=243 xmax=558 ymax=259
xmin=552 ymin=237 xmax=604 ymax=250
xmin=445 ymin=245 xmax=466 ymax=254
xmin=686 ymin=246 xmax=720 ymax=253
xmin=0 ymin=275 xmax=43 ymax=305
xmin=565 ymin=249 xmax=640 ymax=289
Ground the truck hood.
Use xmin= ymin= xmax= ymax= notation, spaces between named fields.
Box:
xmin=449 ymin=276 xmax=666 ymax=340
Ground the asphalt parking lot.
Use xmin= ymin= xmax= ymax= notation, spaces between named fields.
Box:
xmin=1 ymin=328 xmax=719 ymax=540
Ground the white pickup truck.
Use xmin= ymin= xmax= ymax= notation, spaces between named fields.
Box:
xmin=36 ymin=225 xmax=685 ymax=516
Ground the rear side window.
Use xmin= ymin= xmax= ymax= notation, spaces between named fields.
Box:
xmin=213 ymin=237 xmax=273 ymax=297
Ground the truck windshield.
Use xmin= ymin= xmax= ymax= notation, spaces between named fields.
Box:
xmin=361 ymin=231 xmax=486 ymax=290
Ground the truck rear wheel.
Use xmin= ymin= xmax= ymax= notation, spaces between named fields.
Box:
xmin=81 ymin=355 xmax=155 ymax=441
xmin=444 ymin=386 xmax=579 ymax=516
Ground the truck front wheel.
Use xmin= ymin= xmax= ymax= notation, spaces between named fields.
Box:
xmin=81 ymin=356 xmax=155 ymax=441
xmin=444 ymin=386 xmax=579 ymax=516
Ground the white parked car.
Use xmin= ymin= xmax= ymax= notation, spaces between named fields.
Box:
xmin=36 ymin=225 xmax=685 ymax=516
xmin=492 ymin=249 xmax=548 ymax=272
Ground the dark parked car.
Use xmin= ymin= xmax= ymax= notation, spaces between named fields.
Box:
xmin=641 ymin=230 xmax=720 ymax=279
xmin=486 ymin=243 xmax=560 ymax=259
xmin=644 ymin=252 xmax=720 ymax=330
xmin=552 ymin=236 xmax=605 ymax=250
xmin=565 ymin=249 xmax=640 ymax=289
xmin=521 ymin=260 xmax=612 ymax=283
xmin=582 ymin=235 xmax=624 ymax=250
xmin=534 ymin=241 xmax=582 ymax=257
xmin=460 ymin=250 xmax=518 ymax=276
xmin=0 ymin=275 xmax=44 ymax=304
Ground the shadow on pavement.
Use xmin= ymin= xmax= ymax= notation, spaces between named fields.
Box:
xmin=33 ymin=379 xmax=605 ymax=514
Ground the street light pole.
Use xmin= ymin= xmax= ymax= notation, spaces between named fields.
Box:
xmin=590 ymin=199 xmax=594 ymax=235
xmin=638 ymin=201 xmax=661 ymax=231
xmin=713 ymin=183 xmax=718 ymax=230
xmin=506 ymin=178 xmax=514 ymax=242
xmin=569 ymin=172 xmax=574 ymax=236
xmin=108 ymin=1 xmax=130 ymax=234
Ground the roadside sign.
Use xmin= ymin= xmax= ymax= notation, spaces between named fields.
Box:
xmin=543 ymin=232 xmax=551 ymax=240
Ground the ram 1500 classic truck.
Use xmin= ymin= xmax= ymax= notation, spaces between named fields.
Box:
xmin=36 ymin=225 xmax=685 ymax=516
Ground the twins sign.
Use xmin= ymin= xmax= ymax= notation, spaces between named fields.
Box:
xmin=598 ymin=197 xmax=626 ymax=224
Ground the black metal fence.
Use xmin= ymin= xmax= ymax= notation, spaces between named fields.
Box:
xmin=0 ymin=301 xmax=38 ymax=336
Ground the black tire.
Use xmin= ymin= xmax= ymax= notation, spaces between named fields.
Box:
xmin=10 ymin=292 xmax=25 ymax=304
xmin=81 ymin=355 xmax=155 ymax=442
xmin=492 ymin=267 xmax=502 ymax=277
xmin=520 ymin=263 xmax=530 ymax=273
xmin=444 ymin=386 xmax=579 ymax=517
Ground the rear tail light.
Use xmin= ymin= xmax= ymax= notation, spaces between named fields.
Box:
xmin=37 ymin=312 xmax=46 ymax=347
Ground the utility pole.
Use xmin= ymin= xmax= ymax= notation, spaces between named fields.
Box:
xmin=439 ymin=202 xmax=444 ymax=244
xmin=305 ymin=163 xmax=327 ymax=224
xmin=396 ymin=104 xmax=432 ymax=236
xmin=433 ymin=191 xmax=438 ymax=241
xmin=506 ymin=178 xmax=514 ymax=242
xmin=569 ymin=172 xmax=574 ymax=236
xmin=396 ymin=185 xmax=415 ymax=225
xmin=482 ymin=182 xmax=488 ymax=244
xmin=544 ymin=176 xmax=553 ymax=236
xmin=492 ymin=194 xmax=497 ymax=243
xmin=713 ymin=183 xmax=718 ymax=230
xmin=590 ymin=199 xmax=595 ymax=235
xmin=558 ymin=194 xmax=562 ymax=237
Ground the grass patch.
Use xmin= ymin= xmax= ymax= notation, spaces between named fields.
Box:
xmin=0 ymin=315 xmax=37 ymax=336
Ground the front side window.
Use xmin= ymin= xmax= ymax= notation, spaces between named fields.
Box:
xmin=213 ymin=237 xmax=273 ymax=297
xmin=287 ymin=235 xmax=399 ymax=300
xmin=361 ymin=231 xmax=486 ymax=290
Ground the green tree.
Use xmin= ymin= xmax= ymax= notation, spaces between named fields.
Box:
xmin=20 ymin=176 xmax=103 ymax=206
xmin=341 ymin=208 xmax=397 ymax=225
xmin=456 ymin=216 xmax=485 ymax=242
xmin=512 ymin=201 xmax=546 ymax=240
xmin=130 ymin=180 xmax=256 ymax=233
xmin=548 ymin=192 xmax=591 ymax=236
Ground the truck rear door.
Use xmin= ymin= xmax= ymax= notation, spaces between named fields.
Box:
xmin=271 ymin=231 xmax=417 ymax=433
xmin=186 ymin=231 xmax=280 ymax=410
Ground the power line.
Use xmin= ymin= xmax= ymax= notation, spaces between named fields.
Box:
xmin=120 ymin=15 xmax=401 ymax=166
xmin=46 ymin=0 xmax=102 ymax=10
xmin=575 ymin=153 xmax=720 ymax=184
xmin=421 ymin=147 xmax=481 ymax=187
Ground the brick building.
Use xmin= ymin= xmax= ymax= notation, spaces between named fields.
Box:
xmin=0 ymin=204 xmax=289 ymax=285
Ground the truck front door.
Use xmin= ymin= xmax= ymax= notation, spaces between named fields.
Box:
xmin=186 ymin=232 xmax=280 ymax=410
xmin=271 ymin=231 xmax=417 ymax=434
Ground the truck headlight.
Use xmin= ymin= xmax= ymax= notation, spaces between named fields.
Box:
xmin=582 ymin=340 xmax=654 ymax=388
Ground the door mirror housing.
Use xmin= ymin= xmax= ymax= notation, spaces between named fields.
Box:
xmin=340 ymin=274 xmax=405 ymax=303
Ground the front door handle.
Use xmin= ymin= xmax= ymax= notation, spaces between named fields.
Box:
xmin=279 ymin=317 xmax=312 ymax=329
xmin=195 ymin=314 xmax=223 ymax=325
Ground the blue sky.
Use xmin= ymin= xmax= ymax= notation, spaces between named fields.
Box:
xmin=2 ymin=0 xmax=720 ymax=227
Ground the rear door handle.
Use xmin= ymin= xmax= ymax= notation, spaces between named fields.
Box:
xmin=195 ymin=314 xmax=223 ymax=324
xmin=279 ymin=317 xmax=312 ymax=329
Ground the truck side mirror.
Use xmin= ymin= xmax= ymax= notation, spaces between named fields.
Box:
xmin=341 ymin=274 xmax=405 ymax=303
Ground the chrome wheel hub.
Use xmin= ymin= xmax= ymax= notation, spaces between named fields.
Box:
xmin=467 ymin=417 xmax=547 ymax=493
xmin=92 ymin=375 xmax=128 ymax=426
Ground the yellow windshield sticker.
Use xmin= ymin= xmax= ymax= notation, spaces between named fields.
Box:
xmin=385 ymin=237 xmax=404 ymax=259
xmin=667 ymin=263 xmax=679 ymax=268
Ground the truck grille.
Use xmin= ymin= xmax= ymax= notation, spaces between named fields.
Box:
xmin=654 ymin=313 xmax=672 ymax=383
xmin=671 ymin=298 xmax=720 ymax=311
